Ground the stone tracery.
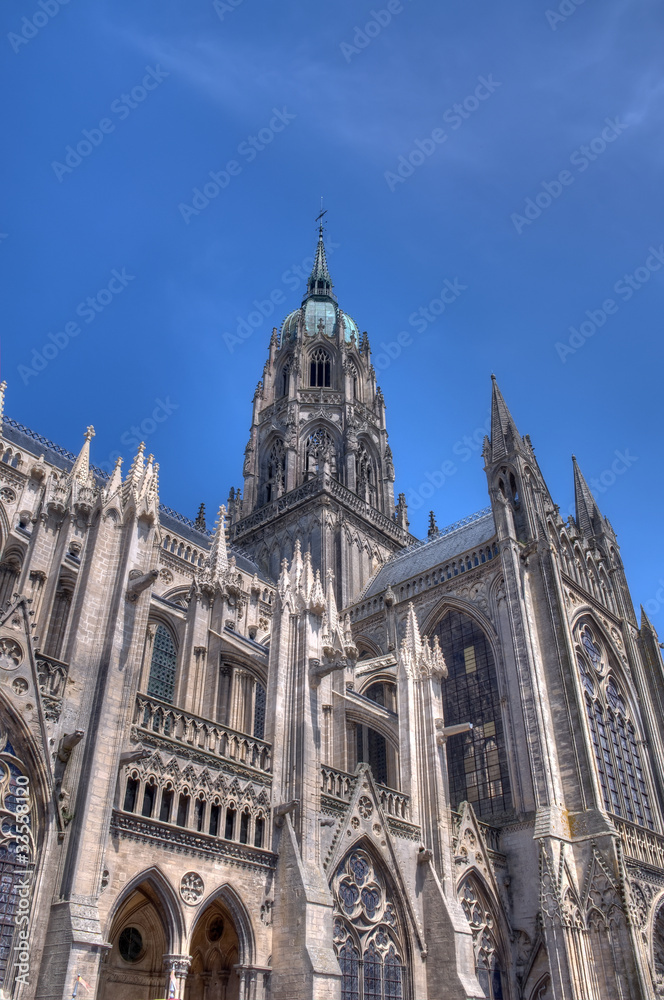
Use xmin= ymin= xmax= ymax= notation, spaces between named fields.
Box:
xmin=332 ymin=849 xmax=405 ymax=1000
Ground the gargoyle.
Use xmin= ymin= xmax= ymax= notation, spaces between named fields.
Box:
xmin=309 ymin=656 xmax=347 ymax=686
xmin=274 ymin=799 xmax=299 ymax=827
xmin=119 ymin=745 xmax=151 ymax=765
xmin=54 ymin=730 xmax=84 ymax=830
xmin=126 ymin=568 xmax=159 ymax=602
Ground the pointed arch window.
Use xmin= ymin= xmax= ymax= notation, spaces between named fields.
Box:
xmin=147 ymin=624 xmax=177 ymax=703
xmin=333 ymin=850 xmax=406 ymax=1000
xmin=310 ymin=347 xmax=331 ymax=387
xmin=253 ymin=682 xmax=266 ymax=739
xmin=459 ymin=877 xmax=505 ymax=1000
xmin=305 ymin=428 xmax=337 ymax=478
xmin=281 ymin=361 xmax=291 ymax=397
xmin=576 ymin=624 xmax=654 ymax=829
xmin=433 ymin=610 xmax=511 ymax=817
xmin=264 ymin=439 xmax=286 ymax=503
xmin=356 ymin=444 xmax=377 ymax=507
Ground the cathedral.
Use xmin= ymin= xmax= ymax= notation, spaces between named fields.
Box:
xmin=2 ymin=227 xmax=664 ymax=1000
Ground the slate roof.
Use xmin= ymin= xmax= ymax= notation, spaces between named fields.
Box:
xmin=362 ymin=508 xmax=496 ymax=598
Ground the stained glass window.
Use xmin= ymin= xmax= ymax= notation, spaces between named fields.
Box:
xmin=339 ymin=941 xmax=360 ymax=1000
xmin=254 ymin=683 xmax=266 ymax=739
xmin=147 ymin=624 xmax=177 ymax=703
xmin=364 ymin=942 xmax=382 ymax=1000
xmin=576 ymin=627 xmax=654 ymax=829
xmin=459 ymin=878 xmax=505 ymax=1000
xmin=434 ymin=610 xmax=511 ymax=817
xmin=333 ymin=851 xmax=406 ymax=1000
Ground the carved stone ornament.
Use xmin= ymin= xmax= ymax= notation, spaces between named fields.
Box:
xmin=358 ymin=796 xmax=374 ymax=819
xmin=0 ymin=638 xmax=23 ymax=670
xmin=180 ymin=871 xmax=204 ymax=905
xmin=0 ymin=487 xmax=16 ymax=504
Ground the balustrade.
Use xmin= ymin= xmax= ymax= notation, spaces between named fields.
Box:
xmin=134 ymin=694 xmax=271 ymax=774
xmin=320 ymin=765 xmax=411 ymax=820
xmin=613 ymin=816 xmax=664 ymax=870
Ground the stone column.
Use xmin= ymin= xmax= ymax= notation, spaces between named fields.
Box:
xmin=163 ymin=954 xmax=191 ymax=998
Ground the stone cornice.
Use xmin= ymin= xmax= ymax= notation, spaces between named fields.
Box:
xmin=111 ymin=810 xmax=278 ymax=871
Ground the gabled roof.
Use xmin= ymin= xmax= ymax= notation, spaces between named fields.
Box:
xmin=361 ymin=509 xmax=496 ymax=599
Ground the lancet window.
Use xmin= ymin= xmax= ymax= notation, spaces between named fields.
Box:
xmin=146 ymin=624 xmax=177 ymax=703
xmin=264 ymin=439 xmax=286 ymax=503
xmin=356 ymin=444 xmax=377 ymax=507
xmin=0 ymin=557 xmax=21 ymax=609
xmin=44 ymin=576 xmax=74 ymax=660
xmin=576 ymin=623 xmax=654 ymax=828
xmin=310 ymin=347 xmax=331 ymax=388
xmin=458 ymin=877 xmax=505 ymax=1000
xmin=305 ymin=428 xmax=337 ymax=478
xmin=281 ymin=361 xmax=291 ymax=397
xmin=332 ymin=850 xmax=406 ymax=1000
xmin=433 ymin=610 xmax=511 ymax=818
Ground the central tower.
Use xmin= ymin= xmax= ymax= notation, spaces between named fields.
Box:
xmin=228 ymin=225 xmax=412 ymax=604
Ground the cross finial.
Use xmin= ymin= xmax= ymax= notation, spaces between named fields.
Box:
xmin=85 ymin=425 xmax=95 ymax=441
xmin=315 ymin=196 xmax=327 ymax=237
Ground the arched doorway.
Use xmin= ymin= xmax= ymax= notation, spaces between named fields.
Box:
xmin=186 ymin=898 xmax=241 ymax=1000
xmin=99 ymin=876 xmax=180 ymax=1000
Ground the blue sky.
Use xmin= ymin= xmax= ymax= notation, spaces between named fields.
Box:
xmin=2 ymin=0 xmax=663 ymax=621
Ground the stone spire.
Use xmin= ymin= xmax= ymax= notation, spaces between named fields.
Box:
xmin=572 ymin=455 xmax=603 ymax=537
xmin=640 ymin=605 xmax=658 ymax=637
xmin=70 ymin=425 xmax=95 ymax=483
xmin=208 ymin=505 xmax=229 ymax=577
xmin=428 ymin=511 xmax=439 ymax=539
xmin=303 ymin=221 xmax=335 ymax=301
xmin=400 ymin=602 xmax=447 ymax=679
xmin=488 ymin=375 xmax=524 ymax=462
xmin=104 ymin=457 xmax=123 ymax=501
xmin=195 ymin=503 xmax=207 ymax=532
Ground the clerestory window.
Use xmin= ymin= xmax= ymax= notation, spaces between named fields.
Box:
xmin=433 ymin=610 xmax=511 ymax=818
xmin=147 ymin=624 xmax=177 ymax=703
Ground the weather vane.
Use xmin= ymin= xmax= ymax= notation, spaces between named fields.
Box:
xmin=315 ymin=196 xmax=327 ymax=236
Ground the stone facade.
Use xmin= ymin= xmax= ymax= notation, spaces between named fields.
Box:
xmin=1 ymin=230 xmax=664 ymax=1000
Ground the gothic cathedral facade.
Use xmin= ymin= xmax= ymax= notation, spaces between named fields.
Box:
xmin=1 ymin=230 xmax=664 ymax=1000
